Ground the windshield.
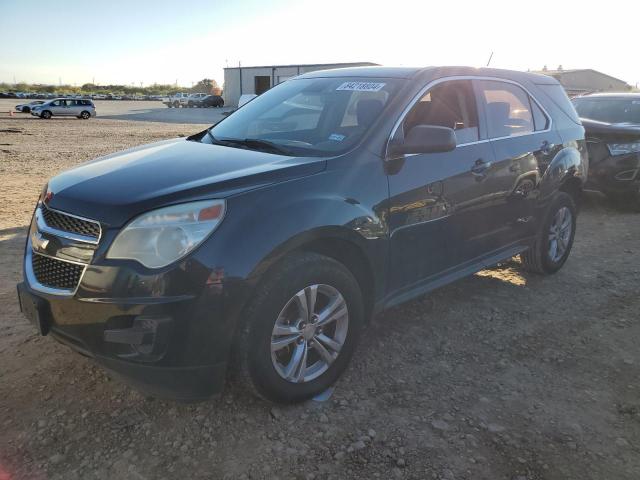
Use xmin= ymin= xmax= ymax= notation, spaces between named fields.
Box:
xmin=207 ymin=77 xmax=403 ymax=156
xmin=573 ymin=97 xmax=640 ymax=125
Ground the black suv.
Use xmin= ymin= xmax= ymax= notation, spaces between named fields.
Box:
xmin=17 ymin=67 xmax=587 ymax=403
xmin=572 ymin=93 xmax=640 ymax=203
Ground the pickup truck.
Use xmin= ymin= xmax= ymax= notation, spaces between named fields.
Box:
xmin=162 ymin=92 xmax=190 ymax=108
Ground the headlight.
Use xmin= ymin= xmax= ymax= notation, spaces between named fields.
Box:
xmin=107 ymin=200 xmax=226 ymax=268
xmin=607 ymin=142 xmax=640 ymax=156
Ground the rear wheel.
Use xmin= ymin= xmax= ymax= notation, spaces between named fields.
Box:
xmin=79 ymin=111 xmax=90 ymax=119
xmin=520 ymin=192 xmax=577 ymax=274
xmin=234 ymin=252 xmax=364 ymax=403
xmin=173 ymin=101 xmax=180 ymax=108
xmin=41 ymin=110 xmax=52 ymax=119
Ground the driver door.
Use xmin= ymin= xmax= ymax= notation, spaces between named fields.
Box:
xmin=387 ymin=79 xmax=500 ymax=297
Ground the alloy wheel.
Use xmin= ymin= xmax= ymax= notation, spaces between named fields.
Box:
xmin=548 ymin=206 xmax=572 ymax=262
xmin=270 ymin=284 xmax=349 ymax=383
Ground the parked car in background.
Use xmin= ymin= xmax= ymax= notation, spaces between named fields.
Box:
xmin=573 ymin=93 xmax=640 ymax=203
xmin=17 ymin=66 xmax=586 ymax=403
xmin=162 ymin=92 xmax=190 ymax=107
xmin=185 ymin=93 xmax=209 ymax=107
xmin=194 ymin=94 xmax=225 ymax=108
xmin=30 ymin=98 xmax=96 ymax=119
xmin=15 ymin=100 xmax=45 ymax=113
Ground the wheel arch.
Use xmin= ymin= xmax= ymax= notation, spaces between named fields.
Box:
xmin=248 ymin=227 xmax=378 ymax=323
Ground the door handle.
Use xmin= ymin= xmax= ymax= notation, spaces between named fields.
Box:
xmin=471 ymin=158 xmax=492 ymax=176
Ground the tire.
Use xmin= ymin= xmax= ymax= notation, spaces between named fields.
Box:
xmin=41 ymin=110 xmax=52 ymax=119
xmin=173 ymin=101 xmax=180 ymax=108
xmin=80 ymin=111 xmax=90 ymax=119
xmin=234 ymin=252 xmax=364 ymax=404
xmin=520 ymin=192 xmax=577 ymax=274
xmin=22 ymin=107 xmax=29 ymax=113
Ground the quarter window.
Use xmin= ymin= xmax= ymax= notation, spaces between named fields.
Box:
xmin=478 ymin=80 xmax=534 ymax=138
xmin=531 ymin=99 xmax=549 ymax=131
xmin=402 ymin=80 xmax=479 ymax=144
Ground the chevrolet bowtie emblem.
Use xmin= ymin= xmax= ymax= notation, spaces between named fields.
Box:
xmin=31 ymin=231 xmax=49 ymax=252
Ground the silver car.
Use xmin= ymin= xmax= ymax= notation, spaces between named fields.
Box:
xmin=31 ymin=98 xmax=96 ymax=119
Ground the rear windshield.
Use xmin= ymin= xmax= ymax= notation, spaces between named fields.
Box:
xmin=208 ymin=77 xmax=403 ymax=157
xmin=573 ymin=97 xmax=640 ymax=125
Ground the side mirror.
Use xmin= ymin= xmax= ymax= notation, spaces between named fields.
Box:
xmin=389 ymin=125 xmax=457 ymax=156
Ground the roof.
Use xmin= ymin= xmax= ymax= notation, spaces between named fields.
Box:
xmin=300 ymin=66 xmax=422 ymax=79
xmin=224 ymin=62 xmax=378 ymax=70
xmin=533 ymin=68 xmax=628 ymax=85
xmin=300 ymin=65 xmax=560 ymax=83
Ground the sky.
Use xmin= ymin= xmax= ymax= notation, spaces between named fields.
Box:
xmin=1 ymin=0 xmax=638 ymax=88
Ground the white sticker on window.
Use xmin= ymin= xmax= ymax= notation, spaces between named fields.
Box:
xmin=336 ymin=82 xmax=386 ymax=92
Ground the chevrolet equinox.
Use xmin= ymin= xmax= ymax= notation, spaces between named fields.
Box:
xmin=17 ymin=67 xmax=588 ymax=403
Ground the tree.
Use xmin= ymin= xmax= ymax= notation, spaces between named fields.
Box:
xmin=191 ymin=78 xmax=219 ymax=94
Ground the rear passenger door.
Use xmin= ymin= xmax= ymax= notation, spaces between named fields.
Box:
xmin=475 ymin=79 xmax=562 ymax=243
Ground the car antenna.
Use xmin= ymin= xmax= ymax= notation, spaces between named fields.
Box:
xmin=486 ymin=51 xmax=494 ymax=67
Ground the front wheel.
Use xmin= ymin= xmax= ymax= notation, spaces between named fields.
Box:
xmin=520 ymin=192 xmax=577 ymax=274
xmin=41 ymin=110 xmax=52 ymax=119
xmin=234 ymin=252 xmax=364 ymax=403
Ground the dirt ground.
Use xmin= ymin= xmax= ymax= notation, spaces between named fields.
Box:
xmin=1 ymin=114 xmax=639 ymax=480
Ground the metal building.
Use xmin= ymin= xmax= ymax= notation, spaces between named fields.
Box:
xmin=533 ymin=68 xmax=631 ymax=96
xmin=223 ymin=62 xmax=378 ymax=107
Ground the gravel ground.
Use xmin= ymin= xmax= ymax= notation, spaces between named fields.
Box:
xmin=1 ymin=115 xmax=639 ymax=480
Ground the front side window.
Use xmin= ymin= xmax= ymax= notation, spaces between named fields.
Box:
xmin=208 ymin=77 xmax=402 ymax=157
xmin=402 ymin=80 xmax=479 ymax=144
xmin=478 ymin=80 xmax=534 ymax=138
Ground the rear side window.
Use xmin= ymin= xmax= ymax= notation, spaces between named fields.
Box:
xmin=402 ymin=80 xmax=479 ymax=144
xmin=478 ymin=80 xmax=534 ymax=138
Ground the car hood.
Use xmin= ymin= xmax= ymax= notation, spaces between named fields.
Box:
xmin=580 ymin=118 xmax=640 ymax=136
xmin=47 ymin=138 xmax=326 ymax=227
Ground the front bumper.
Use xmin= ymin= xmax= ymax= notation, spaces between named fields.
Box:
xmin=17 ymin=205 xmax=246 ymax=401
xmin=586 ymin=149 xmax=640 ymax=196
xmin=17 ymin=278 xmax=229 ymax=401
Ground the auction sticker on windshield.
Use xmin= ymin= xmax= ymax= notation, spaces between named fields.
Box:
xmin=336 ymin=82 xmax=386 ymax=92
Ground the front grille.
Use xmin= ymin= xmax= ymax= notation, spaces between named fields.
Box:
xmin=31 ymin=253 xmax=84 ymax=291
xmin=41 ymin=206 xmax=100 ymax=239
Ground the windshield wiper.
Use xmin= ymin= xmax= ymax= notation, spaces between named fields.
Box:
xmin=215 ymin=137 xmax=294 ymax=156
